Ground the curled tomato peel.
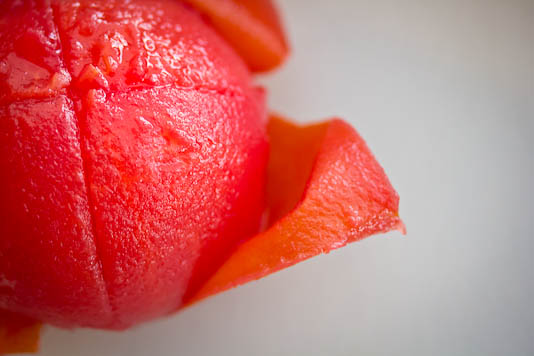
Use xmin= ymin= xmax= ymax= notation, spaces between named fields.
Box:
xmin=185 ymin=114 xmax=405 ymax=305
xmin=0 ymin=311 xmax=41 ymax=354
xmin=182 ymin=0 xmax=290 ymax=72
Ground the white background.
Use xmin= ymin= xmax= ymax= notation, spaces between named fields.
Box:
xmin=31 ymin=1 xmax=533 ymax=355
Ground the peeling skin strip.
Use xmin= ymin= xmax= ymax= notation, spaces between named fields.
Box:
xmin=185 ymin=115 xmax=405 ymax=305
xmin=182 ymin=0 xmax=289 ymax=72
xmin=0 ymin=311 xmax=40 ymax=354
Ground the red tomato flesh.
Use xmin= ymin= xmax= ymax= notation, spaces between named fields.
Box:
xmin=0 ymin=0 xmax=267 ymax=329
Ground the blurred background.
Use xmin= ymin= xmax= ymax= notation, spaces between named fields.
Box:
xmin=33 ymin=0 xmax=533 ymax=355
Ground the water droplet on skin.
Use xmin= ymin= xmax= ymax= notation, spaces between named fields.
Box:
xmin=108 ymin=32 xmax=128 ymax=64
xmin=138 ymin=116 xmax=154 ymax=128
xmin=143 ymin=35 xmax=156 ymax=52
xmin=138 ymin=22 xmax=152 ymax=31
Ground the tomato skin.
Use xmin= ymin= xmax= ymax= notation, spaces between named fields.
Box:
xmin=0 ymin=0 xmax=267 ymax=329
xmin=182 ymin=0 xmax=289 ymax=72
xmin=0 ymin=310 xmax=41 ymax=354
xmin=187 ymin=116 xmax=404 ymax=305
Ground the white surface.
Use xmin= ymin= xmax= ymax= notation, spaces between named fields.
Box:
xmin=32 ymin=1 xmax=533 ymax=355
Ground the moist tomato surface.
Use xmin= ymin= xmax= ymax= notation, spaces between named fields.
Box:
xmin=0 ymin=0 xmax=267 ymax=329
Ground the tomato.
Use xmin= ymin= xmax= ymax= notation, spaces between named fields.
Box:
xmin=0 ymin=0 xmax=267 ymax=329
xmin=0 ymin=2 xmax=402 ymax=353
